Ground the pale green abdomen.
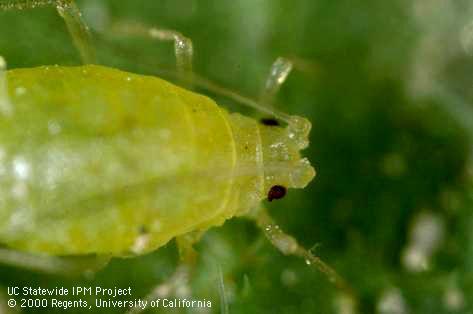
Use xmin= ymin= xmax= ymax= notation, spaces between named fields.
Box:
xmin=0 ymin=65 xmax=254 ymax=256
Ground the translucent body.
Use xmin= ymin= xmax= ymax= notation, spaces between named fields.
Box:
xmin=0 ymin=65 xmax=314 ymax=256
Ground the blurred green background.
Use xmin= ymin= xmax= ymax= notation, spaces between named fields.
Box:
xmin=1 ymin=0 xmax=473 ymax=313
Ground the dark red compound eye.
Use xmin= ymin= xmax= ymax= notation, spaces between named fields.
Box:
xmin=260 ymin=118 xmax=280 ymax=126
xmin=267 ymin=185 xmax=287 ymax=201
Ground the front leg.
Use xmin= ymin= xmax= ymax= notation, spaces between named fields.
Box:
xmin=245 ymin=206 xmax=357 ymax=305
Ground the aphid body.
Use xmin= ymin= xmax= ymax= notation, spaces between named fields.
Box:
xmin=0 ymin=64 xmax=315 ymax=256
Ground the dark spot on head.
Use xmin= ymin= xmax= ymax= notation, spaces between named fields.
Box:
xmin=138 ymin=225 xmax=148 ymax=235
xmin=267 ymin=185 xmax=287 ymax=201
xmin=260 ymin=118 xmax=280 ymax=126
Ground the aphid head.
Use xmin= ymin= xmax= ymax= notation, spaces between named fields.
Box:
xmin=260 ymin=115 xmax=316 ymax=200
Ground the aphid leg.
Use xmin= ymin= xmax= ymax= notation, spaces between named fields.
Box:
xmin=0 ymin=247 xmax=110 ymax=276
xmin=56 ymin=0 xmax=96 ymax=64
xmin=107 ymin=21 xmax=193 ymax=81
xmin=184 ymin=57 xmax=299 ymax=123
xmin=246 ymin=206 xmax=357 ymax=303
xmin=217 ymin=263 xmax=229 ymax=314
xmin=254 ymin=57 xmax=295 ymax=125
xmin=0 ymin=0 xmax=96 ymax=64
xmin=256 ymin=57 xmax=319 ymax=135
xmin=0 ymin=56 xmax=12 ymax=116
xmin=260 ymin=56 xmax=319 ymax=105
xmin=127 ymin=232 xmax=204 ymax=314
xmin=260 ymin=57 xmax=293 ymax=108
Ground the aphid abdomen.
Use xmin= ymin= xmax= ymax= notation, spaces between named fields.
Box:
xmin=0 ymin=65 xmax=237 ymax=256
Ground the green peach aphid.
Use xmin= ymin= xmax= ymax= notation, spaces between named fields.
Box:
xmin=0 ymin=0 xmax=352 ymax=299
xmin=0 ymin=63 xmax=314 ymax=255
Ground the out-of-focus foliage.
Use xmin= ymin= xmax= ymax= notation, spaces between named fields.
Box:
xmin=1 ymin=0 xmax=473 ymax=313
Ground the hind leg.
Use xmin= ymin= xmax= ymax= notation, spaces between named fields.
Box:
xmin=0 ymin=247 xmax=110 ymax=276
xmin=0 ymin=0 xmax=96 ymax=64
